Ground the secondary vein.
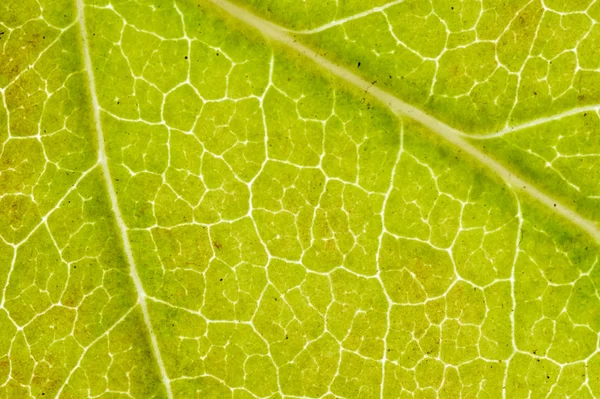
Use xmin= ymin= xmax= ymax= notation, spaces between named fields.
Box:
xmin=75 ymin=1 xmax=173 ymax=397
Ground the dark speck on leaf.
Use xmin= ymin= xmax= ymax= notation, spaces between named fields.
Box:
xmin=185 ymin=56 xmax=188 ymax=59
xmin=357 ymin=62 xmax=361 ymax=68
xmin=220 ymin=278 xmax=223 ymax=281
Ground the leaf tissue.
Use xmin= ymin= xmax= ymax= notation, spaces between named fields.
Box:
xmin=1 ymin=0 xmax=600 ymax=397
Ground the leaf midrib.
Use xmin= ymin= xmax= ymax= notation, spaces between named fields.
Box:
xmin=208 ymin=0 xmax=600 ymax=244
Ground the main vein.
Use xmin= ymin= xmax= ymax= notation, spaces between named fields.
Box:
xmin=75 ymin=1 xmax=173 ymax=397
xmin=208 ymin=0 xmax=600 ymax=243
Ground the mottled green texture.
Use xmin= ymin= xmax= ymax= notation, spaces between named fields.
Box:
xmin=1 ymin=0 xmax=600 ymax=398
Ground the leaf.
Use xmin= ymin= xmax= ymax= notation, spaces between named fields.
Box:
xmin=1 ymin=0 xmax=600 ymax=397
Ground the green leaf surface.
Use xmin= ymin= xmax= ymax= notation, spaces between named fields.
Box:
xmin=1 ymin=0 xmax=600 ymax=397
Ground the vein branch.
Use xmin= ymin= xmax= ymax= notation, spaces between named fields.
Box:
xmin=284 ymin=0 xmax=406 ymax=34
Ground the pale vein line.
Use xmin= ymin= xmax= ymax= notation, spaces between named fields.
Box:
xmin=75 ymin=1 xmax=173 ymax=397
xmin=466 ymin=104 xmax=600 ymax=139
xmin=208 ymin=0 xmax=600 ymax=243
xmin=503 ymin=193 xmax=523 ymax=399
xmin=283 ymin=0 xmax=405 ymax=34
